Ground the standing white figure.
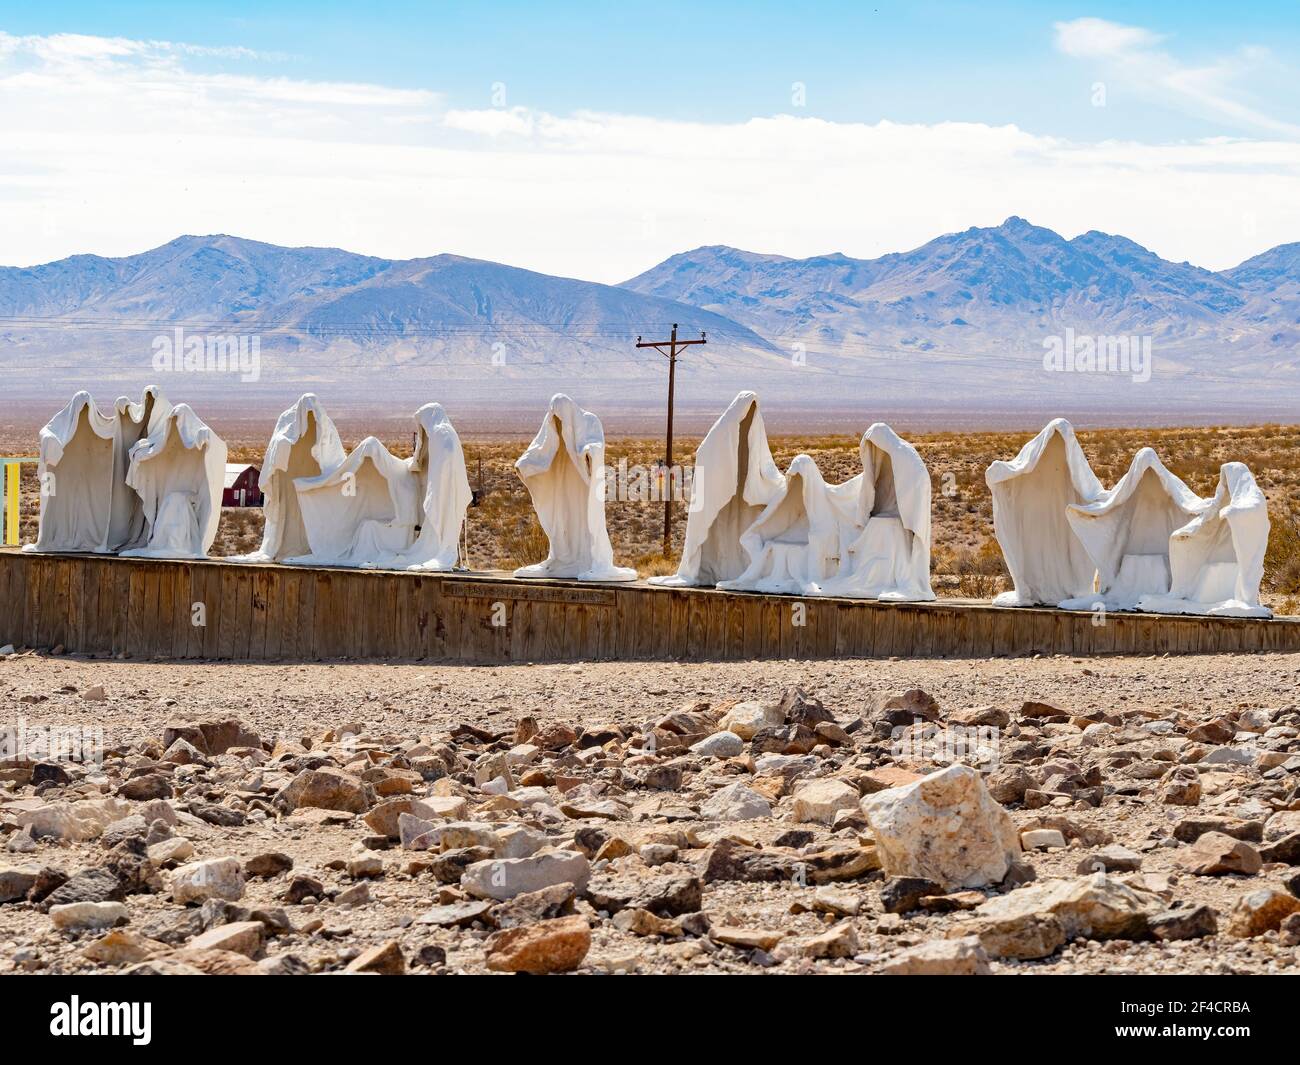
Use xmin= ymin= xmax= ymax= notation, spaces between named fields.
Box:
xmin=109 ymin=386 xmax=173 ymax=552
xmin=289 ymin=437 xmax=420 ymax=568
xmin=718 ymin=454 xmax=844 ymax=595
xmin=818 ymin=422 xmax=935 ymax=601
xmin=513 ymin=393 xmax=636 ymax=581
xmin=1138 ymin=462 xmax=1271 ymax=618
xmin=1062 ymin=447 xmax=1204 ymax=611
xmin=30 ymin=392 xmax=117 ymax=553
xmin=649 ymin=390 xmax=784 ymax=588
xmin=119 ymin=403 xmax=227 ymax=559
xmin=398 ymin=403 xmax=473 ymax=572
xmin=985 ymin=418 xmax=1104 ymax=607
xmin=241 ymin=394 xmax=346 ymax=563
xmin=28 ymin=387 xmax=172 ymax=553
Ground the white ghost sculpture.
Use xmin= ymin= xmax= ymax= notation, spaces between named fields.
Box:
xmin=718 ymin=454 xmax=845 ymax=595
xmin=241 ymin=394 xmax=346 ymax=563
xmin=513 ymin=393 xmax=635 ymax=581
xmin=818 ymin=422 xmax=935 ymax=601
xmin=28 ymin=387 xmax=171 ymax=553
xmin=1061 ymin=447 xmax=1205 ymax=611
xmin=119 ymin=403 xmax=227 ymax=559
xmin=290 ymin=437 xmax=420 ymax=568
xmin=649 ymin=391 xmax=784 ymax=588
xmin=1138 ymin=462 xmax=1272 ymax=618
xmin=397 ymin=403 xmax=473 ymax=571
xmin=986 ymin=418 xmax=1104 ymax=607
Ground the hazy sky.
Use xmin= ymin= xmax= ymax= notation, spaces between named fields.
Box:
xmin=3 ymin=2 xmax=1300 ymax=280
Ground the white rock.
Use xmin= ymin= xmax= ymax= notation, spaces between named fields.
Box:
xmin=718 ymin=700 xmax=784 ymax=740
xmin=790 ymin=779 xmax=861 ymax=826
xmin=690 ymin=732 xmax=744 ymax=759
xmin=861 ymin=764 xmax=1021 ymax=890
xmin=170 ymin=856 xmax=246 ymax=904
xmin=0 ymin=644 xmax=15 ymax=656
xmin=700 ymin=781 xmax=772 ymax=821
xmin=146 ymin=838 xmax=194 ymax=864
xmin=1020 ymin=828 xmax=1067 ymax=850
xmin=50 ymin=901 xmax=129 ymax=931
xmin=461 ymin=849 xmax=590 ymax=901
xmin=15 ymin=798 xmax=131 ymax=841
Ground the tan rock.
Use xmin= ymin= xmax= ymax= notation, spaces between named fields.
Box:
xmin=790 ymin=779 xmax=861 ymax=826
xmin=188 ymin=921 xmax=264 ymax=958
xmin=485 ymin=915 xmax=591 ymax=973
xmin=1176 ymin=832 xmax=1262 ymax=876
xmin=1226 ymin=889 xmax=1300 ymax=938
xmin=345 ymin=939 xmax=406 ymax=974
xmin=880 ymin=936 xmax=992 ymax=975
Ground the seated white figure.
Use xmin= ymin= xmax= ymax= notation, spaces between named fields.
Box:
xmin=119 ymin=404 xmax=227 ymax=560
xmin=289 ymin=437 xmax=420 ymax=568
xmin=718 ymin=454 xmax=845 ymax=595
xmin=985 ymin=419 xmax=1104 ymax=606
xmin=1138 ymin=462 xmax=1271 ymax=618
xmin=817 ymin=422 xmax=935 ymax=602
xmin=239 ymin=394 xmax=346 ymax=563
xmin=649 ymin=391 xmax=784 ymax=588
xmin=1062 ymin=447 xmax=1205 ymax=611
xmin=397 ymin=403 xmax=473 ymax=572
xmin=513 ymin=394 xmax=636 ymax=582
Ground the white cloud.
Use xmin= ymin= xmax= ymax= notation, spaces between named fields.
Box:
xmin=1 ymin=30 xmax=1299 ymax=283
xmin=1053 ymin=17 xmax=1300 ymax=139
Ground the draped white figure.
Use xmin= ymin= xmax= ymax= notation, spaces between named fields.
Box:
xmin=718 ymin=454 xmax=847 ymax=595
xmin=396 ymin=403 xmax=472 ymax=571
xmin=289 ymin=437 xmax=420 ymax=568
xmin=986 ymin=419 xmax=1104 ymax=607
xmin=649 ymin=391 xmax=784 ymax=588
xmin=29 ymin=387 xmax=171 ymax=553
xmin=513 ymin=393 xmax=635 ymax=582
xmin=1061 ymin=448 xmax=1205 ymax=611
xmin=109 ymin=386 xmax=173 ymax=552
xmin=1138 ymin=462 xmax=1271 ymax=618
xmin=818 ymin=423 xmax=935 ymax=602
xmin=29 ymin=391 xmax=117 ymax=553
xmin=120 ymin=403 xmax=227 ymax=559
xmin=241 ymin=394 xmax=345 ymax=563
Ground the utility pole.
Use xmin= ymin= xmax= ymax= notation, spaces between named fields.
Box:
xmin=636 ymin=323 xmax=706 ymax=556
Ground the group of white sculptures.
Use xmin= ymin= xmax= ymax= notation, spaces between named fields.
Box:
xmin=26 ymin=388 xmax=1271 ymax=619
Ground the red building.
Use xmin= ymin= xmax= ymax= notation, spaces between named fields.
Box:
xmin=222 ymin=463 xmax=263 ymax=507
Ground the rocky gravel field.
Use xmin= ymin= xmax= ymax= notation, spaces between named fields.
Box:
xmin=2 ymin=650 xmax=1299 ymax=976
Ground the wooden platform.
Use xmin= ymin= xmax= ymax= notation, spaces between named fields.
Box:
xmin=2 ymin=549 xmax=1297 ymax=663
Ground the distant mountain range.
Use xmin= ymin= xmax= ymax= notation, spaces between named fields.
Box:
xmin=3 ymin=219 xmax=1299 ymax=425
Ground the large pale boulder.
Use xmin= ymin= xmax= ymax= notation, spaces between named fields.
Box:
xmin=861 ymin=765 xmax=1020 ymax=890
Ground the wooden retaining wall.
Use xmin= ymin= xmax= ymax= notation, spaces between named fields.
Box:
xmin=2 ymin=549 xmax=1298 ymax=663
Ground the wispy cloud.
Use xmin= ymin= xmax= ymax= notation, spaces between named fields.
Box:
xmin=1 ymin=29 xmax=1299 ymax=281
xmin=1053 ymin=16 xmax=1300 ymax=139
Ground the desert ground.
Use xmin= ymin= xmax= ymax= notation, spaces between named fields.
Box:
xmin=4 ymin=421 xmax=1300 ymax=611
xmin=1 ymin=651 xmax=1299 ymax=975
